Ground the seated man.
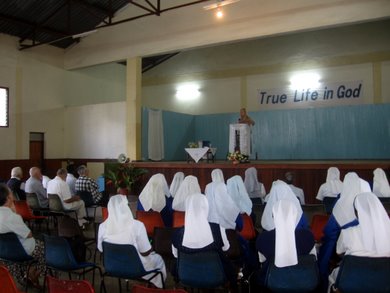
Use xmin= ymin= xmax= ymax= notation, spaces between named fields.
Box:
xmin=75 ymin=165 xmax=102 ymax=206
xmin=7 ymin=167 xmax=26 ymax=200
xmin=25 ymin=167 xmax=48 ymax=208
xmin=66 ymin=164 xmax=77 ymax=195
xmin=285 ymin=172 xmax=305 ymax=205
xmin=47 ymin=168 xmax=88 ymax=227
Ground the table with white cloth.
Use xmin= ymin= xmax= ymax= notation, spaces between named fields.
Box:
xmin=185 ymin=147 xmax=217 ymax=163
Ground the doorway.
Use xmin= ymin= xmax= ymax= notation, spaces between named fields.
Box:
xmin=29 ymin=132 xmax=44 ymax=170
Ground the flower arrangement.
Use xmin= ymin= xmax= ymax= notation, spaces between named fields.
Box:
xmin=188 ymin=142 xmax=198 ymax=148
xmin=227 ymin=151 xmax=249 ymax=163
xmin=104 ymin=163 xmax=148 ymax=192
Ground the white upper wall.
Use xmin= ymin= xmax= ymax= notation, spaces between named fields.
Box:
xmin=63 ymin=0 xmax=390 ymax=69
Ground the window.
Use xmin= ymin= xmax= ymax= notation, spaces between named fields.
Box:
xmin=0 ymin=87 xmax=8 ymax=127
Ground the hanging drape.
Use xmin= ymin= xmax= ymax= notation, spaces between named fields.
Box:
xmin=148 ymin=109 xmax=164 ymax=161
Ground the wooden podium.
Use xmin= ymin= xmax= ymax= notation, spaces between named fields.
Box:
xmin=229 ymin=123 xmax=250 ymax=155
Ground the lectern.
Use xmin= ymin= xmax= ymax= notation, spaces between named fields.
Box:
xmin=229 ymin=123 xmax=251 ymax=155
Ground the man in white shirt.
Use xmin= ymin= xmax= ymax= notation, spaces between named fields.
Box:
xmin=47 ymin=168 xmax=87 ymax=227
xmin=285 ymin=172 xmax=305 ymax=205
xmin=66 ymin=164 xmax=77 ymax=195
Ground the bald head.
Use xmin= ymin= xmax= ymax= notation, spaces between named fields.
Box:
xmin=29 ymin=167 xmax=42 ymax=180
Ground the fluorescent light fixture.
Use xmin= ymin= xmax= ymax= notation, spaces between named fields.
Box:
xmin=176 ymin=84 xmax=200 ymax=101
xmin=216 ymin=8 xmax=224 ymax=18
xmin=72 ymin=29 xmax=98 ymax=39
xmin=290 ymin=72 xmax=321 ymax=89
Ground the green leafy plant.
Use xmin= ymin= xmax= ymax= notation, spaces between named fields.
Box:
xmin=103 ymin=163 xmax=148 ymax=190
xmin=227 ymin=151 xmax=249 ymax=163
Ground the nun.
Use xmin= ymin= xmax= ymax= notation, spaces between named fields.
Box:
xmin=171 ymin=193 xmax=237 ymax=289
xmin=255 ymin=200 xmax=315 ymax=286
xmin=172 ymin=175 xmax=201 ymax=212
xmin=244 ymin=167 xmax=266 ymax=204
xmin=169 ymin=172 xmax=184 ymax=198
xmin=328 ymin=192 xmax=390 ymax=291
xmin=210 ymin=168 xmax=225 ymax=184
xmin=316 ymin=167 xmax=343 ymax=201
xmin=261 ymin=180 xmax=307 ymax=232
xmin=98 ymin=195 xmax=167 ymax=288
xmin=318 ymin=172 xmax=371 ymax=289
xmin=373 ymin=168 xmax=390 ymax=198
xmin=137 ymin=173 xmax=173 ymax=226
xmin=226 ymin=175 xmax=253 ymax=217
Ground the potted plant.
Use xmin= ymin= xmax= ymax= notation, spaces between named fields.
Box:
xmin=103 ymin=162 xmax=148 ymax=195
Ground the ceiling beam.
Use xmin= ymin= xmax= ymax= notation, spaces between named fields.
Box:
xmin=160 ymin=0 xmax=211 ymax=13
xmin=72 ymin=0 xmax=113 ymax=24
xmin=128 ymin=1 xmax=158 ymax=15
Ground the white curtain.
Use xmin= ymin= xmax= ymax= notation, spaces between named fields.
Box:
xmin=148 ymin=109 xmax=164 ymax=161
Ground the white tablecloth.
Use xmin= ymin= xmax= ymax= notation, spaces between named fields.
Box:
xmin=185 ymin=147 xmax=209 ymax=163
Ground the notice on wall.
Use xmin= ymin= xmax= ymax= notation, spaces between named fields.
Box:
xmin=258 ymin=80 xmax=364 ymax=108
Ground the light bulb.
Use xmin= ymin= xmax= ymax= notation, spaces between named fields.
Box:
xmin=216 ymin=8 xmax=223 ymax=18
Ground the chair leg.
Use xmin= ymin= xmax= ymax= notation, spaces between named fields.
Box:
xmin=118 ymin=278 xmax=122 ymax=293
xmin=100 ymin=276 xmax=107 ymax=293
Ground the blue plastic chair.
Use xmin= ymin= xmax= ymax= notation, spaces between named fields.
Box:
xmin=177 ymin=249 xmax=227 ymax=289
xmin=101 ymin=242 xmax=165 ymax=293
xmin=43 ymin=235 xmax=102 ymax=291
xmin=265 ymin=254 xmax=320 ymax=293
xmin=334 ymin=255 xmax=390 ymax=293
xmin=0 ymin=232 xmax=36 ymax=292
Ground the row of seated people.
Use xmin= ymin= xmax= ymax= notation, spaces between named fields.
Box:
xmin=5 ymin=165 xmax=104 ymax=228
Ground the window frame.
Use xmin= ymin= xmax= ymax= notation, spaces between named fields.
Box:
xmin=0 ymin=86 xmax=9 ymax=128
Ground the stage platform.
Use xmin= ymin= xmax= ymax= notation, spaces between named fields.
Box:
xmin=133 ymin=160 xmax=390 ymax=204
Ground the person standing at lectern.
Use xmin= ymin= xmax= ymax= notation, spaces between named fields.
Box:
xmin=238 ymin=108 xmax=255 ymax=126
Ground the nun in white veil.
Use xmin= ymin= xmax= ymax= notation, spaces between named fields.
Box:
xmin=169 ymin=172 xmax=184 ymax=197
xmin=98 ymin=195 xmax=167 ymax=288
xmin=316 ymin=167 xmax=343 ymax=201
xmin=211 ymin=169 xmax=225 ymax=184
xmin=328 ymin=192 xmax=390 ymax=292
xmin=138 ymin=173 xmax=172 ymax=226
xmin=261 ymin=180 xmax=306 ymax=232
xmin=244 ymin=167 xmax=266 ymax=202
xmin=373 ymin=168 xmax=390 ymax=198
xmin=226 ymin=175 xmax=253 ymax=216
xmin=256 ymin=200 xmax=315 ymax=285
xmin=205 ymin=182 xmax=240 ymax=230
xmin=172 ymin=175 xmax=201 ymax=212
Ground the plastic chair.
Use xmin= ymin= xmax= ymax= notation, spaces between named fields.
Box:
xmin=153 ymin=227 xmax=174 ymax=270
xmin=225 ymin=229 xmax=242 ymax=261
xmin=310 ymin=214 xmax=329 ymax=243
xmin=136 ymin=211 xmax=165 ymax=238
xmin=132 ymin=284 xmax=187 ymax=293
xmin=0 ymin=233 xmax=37 ymax=292
xmin=48 ymin=194 xmax=77 ymax=218
xmin=265 ymin=254 xmax=319 ymax=292
xmin=177 ymin=249 xmax=227 ymax=289
xmin=14 ymin=200 xmax=49 ymax=231
xmin=334 ymin=255 xmax=390 ymax=293
xmin=101 ymin=242 xmax=165 ymax=293
xmin=0 ymin=265 xmax=26 ymax=293
xmin=239 ymin=214 xmax=257 ymax=240
xmin=172 ymin=211 xmax=185 ymax=228
xmin=76 ymin=190 xmax=98 ymax=220
xmin=46 ymin=275 xmax=95 ymax=293
xmin=26 ymin=192 xmax=49 ymax=214
xmin=43 ymin=235 xmax=102 ymax=292
xmin=101 ymin=207 xmax=108 ymax=221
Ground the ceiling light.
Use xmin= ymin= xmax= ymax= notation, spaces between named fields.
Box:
xmin=290 ymin=72 xmax=321 ymax=90
xmin=176 ymin=84 xmax=201 ymax=101
xmin=216 ymin=8 xmax=224 ymax=18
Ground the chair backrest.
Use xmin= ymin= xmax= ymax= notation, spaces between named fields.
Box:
xmin=102 ymin=241 xmax=147 ymax=279
xmin=153 ymin=227 xmax=174 ymax=258
xmin=301 ymin=204 xmax=325 ymax=225
xmin=335 ymin=255 xmax=390 ymax=293
xmin=14 ymin=201 xmax=35 ymax=220
xmin=266 ymin=254 xmax=319 ymax=292
xmin=48 ymin=194 xmax=64 ymax=212
xmin=26 ymin=193 xmax=41 ymax=210
xmin=57 ymin=216 xmax=83 ymax=238
xmin=177 ymin=249 xmax=227 ymax=289
xmin=0 ymin=232 xmax=33 ymax=262
xmin=136 ymin=211 xmax=165 ymax=237
xmin=76 ymin=190 xmax=94 ymax=207
xmin=310 ymin=214 xmax=329 ymax=242
xmin=101 ymin=207 xmax=108 ymax=221
xmin=46 ymin=275 xmax=95 ymax=293
xmin=0 ymin=265 xmax=24 ymax=293
xmin=44 ymin=235 xmax=79 ymax=270
xmin=239 ymin=214 xmax=256 ymax=240
xmin=172 ymin=211 xmax=185 ymax=228
xmin=225 ymin=229 xmax=242 ymax=260
xmin=323 ymin=197 xmax=337 ymax=214
xmin=132 ymin=284 xmax=187 ymax=293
